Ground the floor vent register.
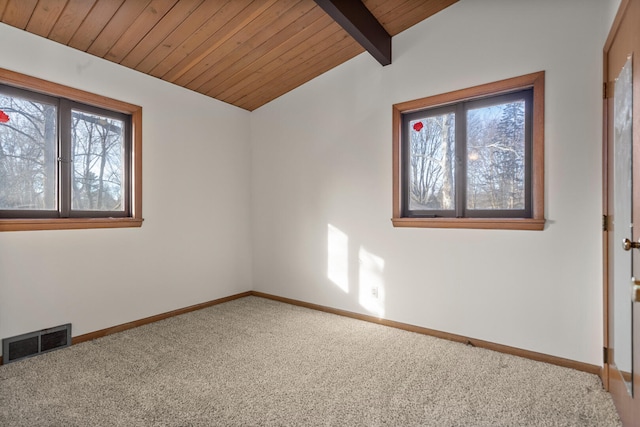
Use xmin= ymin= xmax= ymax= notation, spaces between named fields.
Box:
xmin=2 ymin=324 xmax=71 ymax=364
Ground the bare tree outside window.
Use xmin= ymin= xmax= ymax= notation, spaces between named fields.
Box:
xmin=408 ymin=114 xmax=455 ymax=211
xmin=0 ymin=67 xmax=141 ymax=231
xmin=71 ymin=111 xmax=124 ymax=211
xmin=0 ymin=94 xmax=57 ymax=210
xmin=0 ymin=79 xmax=132 ymax=222
xmin=392 ymin=71 xmax=544 ymax=230
xmin=398 ymin=88 xmax=533 ymax=220
xmin=467 ymin=101 xmax=526 ymax=210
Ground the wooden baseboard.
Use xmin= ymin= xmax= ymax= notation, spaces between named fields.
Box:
xmin=1 ymin=290 xmax=600 ymax=376
xmin=72 ymin=291 xmax=252 ymax=346
xmin=0 ymin=292 xmax=250 ymax=365
xmin=250 ymin=291 xmax=601 ymax=376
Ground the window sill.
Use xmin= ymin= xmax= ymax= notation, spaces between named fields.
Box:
xmin=391 ymin=217 xmax=545 ymax=231
xmin=0 ymin=217 xmax=144 ymax=232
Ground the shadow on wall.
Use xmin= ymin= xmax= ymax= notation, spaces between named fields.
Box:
xmin=327 ymin=223 xmax=386 ymax=317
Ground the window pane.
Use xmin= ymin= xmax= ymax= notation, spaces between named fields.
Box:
xmin=466 ymin=101 xmax=526 ymax=210
xmin=0 ymin=95 xmax=57 ymax=210
xmin=408 ymin=113 xmax=456 ymax=211
xmin=71 ymin=110 xmax=124 ymax=211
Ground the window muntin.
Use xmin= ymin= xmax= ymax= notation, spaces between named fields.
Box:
xmin=392 ymin=71 xmax=545 ymax=230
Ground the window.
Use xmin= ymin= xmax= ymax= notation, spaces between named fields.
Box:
xmin=392 ymin=72 xmax=545 ymax=230
xmin=0 ymin=68 xmax=142 ymax=231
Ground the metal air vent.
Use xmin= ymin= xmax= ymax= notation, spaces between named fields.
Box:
xmin=2 ymin=324 xmax=71 ymax=364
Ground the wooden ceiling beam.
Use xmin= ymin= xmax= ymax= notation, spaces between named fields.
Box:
xmin=313 ymin=0 xmax=391 ymax=66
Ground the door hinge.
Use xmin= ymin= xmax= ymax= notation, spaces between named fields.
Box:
xmin=603 ymin=82 xmax=607 ymax=99
xmin=604 ymin=346 xmax=609 ymax=364
xmin=603 ymin=215 xmax=608 ymax=231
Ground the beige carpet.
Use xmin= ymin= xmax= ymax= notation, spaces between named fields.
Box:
xmin=0 ymin=296 xmax=621 ymax=426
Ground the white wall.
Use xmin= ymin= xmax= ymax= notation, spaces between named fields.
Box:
xmin=0 ymin=24 xmax=253 ymax=356
xmin=608 ymin=0 xmax=623 ymax=27
xmin=251 ymin=0 xmax=616 ymax=365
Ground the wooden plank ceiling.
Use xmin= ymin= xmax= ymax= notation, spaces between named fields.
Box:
xmin=0 ymin=0 xmax=457 ymax=111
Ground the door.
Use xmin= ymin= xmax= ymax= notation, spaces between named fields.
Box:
xmin=605 ymin=0 xmax=640 ymax=425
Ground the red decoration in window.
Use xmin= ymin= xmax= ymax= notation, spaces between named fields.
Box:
xmin=413 ymin=121 xmax=423 ymax=132
xmin=0 ymin=110 xmax=8 ymax=123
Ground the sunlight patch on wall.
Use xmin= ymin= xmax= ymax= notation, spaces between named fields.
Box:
xmin=358 ymin=246 xmax=385 ymax=317
xmin=327 ymin=224 xmax=349 ymax=293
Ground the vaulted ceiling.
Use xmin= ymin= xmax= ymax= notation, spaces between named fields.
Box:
xmin=0 ymin=0 xmax=458 ymax=111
